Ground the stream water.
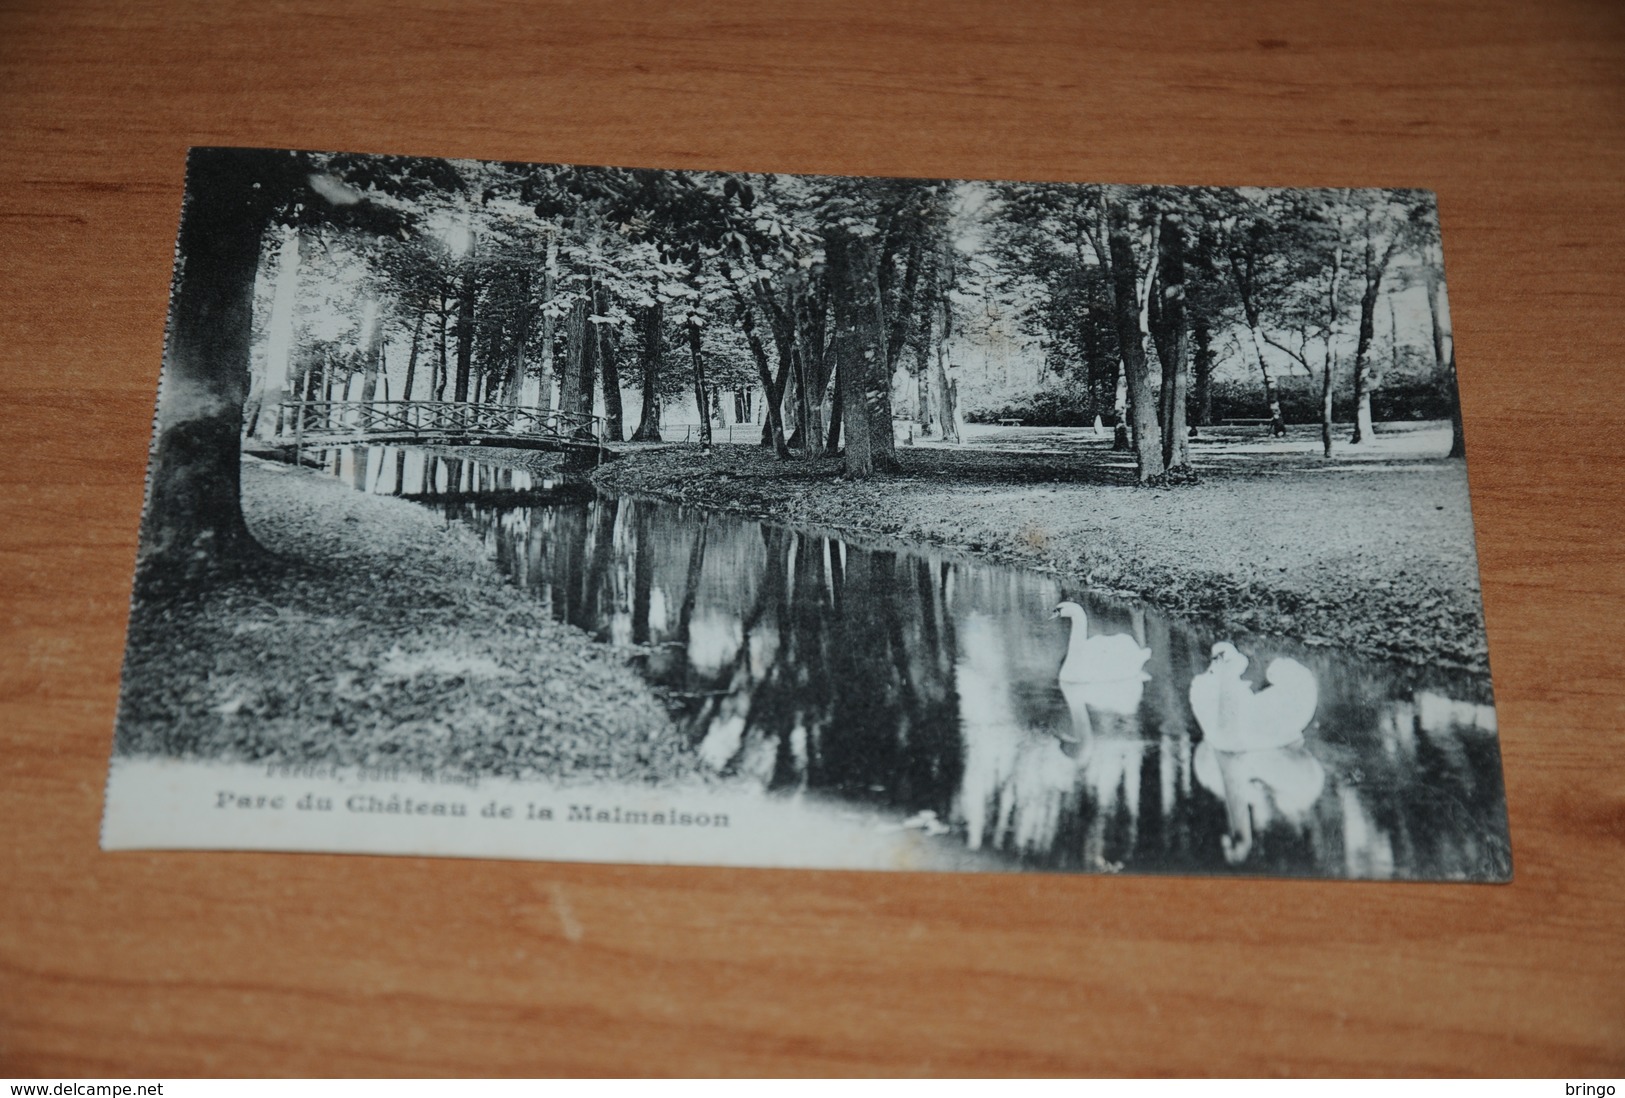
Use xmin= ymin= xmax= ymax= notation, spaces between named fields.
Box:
xmin=317 ymin=444 xmax=1511 ymax=880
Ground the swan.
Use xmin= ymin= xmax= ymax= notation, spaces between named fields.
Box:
xmin=1053 ymin=602 xmax=1152 ymax=684
xmin=1188 ymin=642 xmax=1319 ymax=753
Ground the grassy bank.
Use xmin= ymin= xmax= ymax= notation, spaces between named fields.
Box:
xmin=584 ymin=430 xmax=1491 ymax=673
xmin=114 ymin=457 xmax=692 ymax=781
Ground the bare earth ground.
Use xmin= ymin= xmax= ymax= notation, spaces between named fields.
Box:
xmin=113 ymin=457 xmax=691 ymax=781
xmin=584 ymin=422 xmax=1492 ymax=673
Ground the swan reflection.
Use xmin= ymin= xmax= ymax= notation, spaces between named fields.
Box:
xmin=395 ymin=474 xmax=1507 ymax=881
xmin=1059 ymin=675 xmax=1145 ymax=720
xmin=1189 ymin=641 xmax=1327 ymax=864
xmin=1194 ymin=740 xmax=1327 ymax=864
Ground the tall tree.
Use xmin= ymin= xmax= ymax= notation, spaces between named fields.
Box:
xmin=1149 ymin=209 xmax=1191 ymax=471
xmin=251 ymin=226 xmax=303 ymax=439
xmin=1250 ymin=191 xmax=1347 ymax=459
xmin=685 ymin=309 xmax=712 ymax=448
xmin=1104 ymin=190 xmax=1165 ymax=482
xmin=595 ymin=284 xmax=625 ymax=441
xmin=1191 ymin=319 xmax=1215 ymax=429
xmin=1414 ymin=198 xmax=1466 ymax=458
xmin=1348 ymin=195 xmax=1408 ymax=444
xmin=143 ymin=147 xmax=438 ymax=573
xmin=630 ymin=301 xmax=664 ymax=441
xmin=1224 ymin=210 xmax=1290 ymax=439
xmin=825 ymin=227 xmax=884 ymax=477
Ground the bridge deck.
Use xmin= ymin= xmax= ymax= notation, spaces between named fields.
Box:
xmin=273 ymin=400 xmax=610 ymax=457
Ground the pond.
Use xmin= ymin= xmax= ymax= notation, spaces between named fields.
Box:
xmin=321 ymin=444 xmax=1511 ymax=881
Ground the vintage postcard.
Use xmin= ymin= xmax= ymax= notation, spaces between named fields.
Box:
xmin=103 ymin=147 xmax=1510 ymax=880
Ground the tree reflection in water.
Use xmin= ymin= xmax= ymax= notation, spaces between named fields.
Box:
xmin=331 ymin=447 xmax=1509 ymax=880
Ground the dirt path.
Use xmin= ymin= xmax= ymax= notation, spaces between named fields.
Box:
xmin=114 ymin=457 xmax=691 ymax=781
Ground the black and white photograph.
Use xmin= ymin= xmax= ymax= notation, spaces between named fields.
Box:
xmin=103 ymin=146 xmax=1510 ymax=881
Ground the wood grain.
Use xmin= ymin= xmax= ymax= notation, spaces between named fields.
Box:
xmin=2 ymin=0 xmax=1622 ymax=1077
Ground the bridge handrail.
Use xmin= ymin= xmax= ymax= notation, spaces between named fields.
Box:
xmin=277 ymin=399 xmax=605 ymax=442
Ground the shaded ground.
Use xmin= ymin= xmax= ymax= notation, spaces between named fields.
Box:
xmin=575 ymin=422 xmax=1491 ymax=672
xmin=114 ymin=457 xmax=692 ymax=782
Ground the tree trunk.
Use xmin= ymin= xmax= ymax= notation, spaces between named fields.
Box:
xmin=917 ymin=369 xmax=932 ymax=436
xmin=732 ymin=288 xmax=790 ymax=457
xmin=686 ymin=315 xmax=712 ymax=448
xmin=1243 ymin=328 xmax=1286 ymax=437
xmin=1320 ymin=352 xmax=1335 ymax=457
xmin=538 ymin=236 xmax=558 ymax=412
xmin=578 ymin=293 xmax=599 ymax=421
xmin=1192 ymin=318 xmax=1214 ymax=429
xmin=1446 ymin=346 xmax=1466 ymax=458
xmin=910 ymin=288 xmax=935 ymax=435
xmin=866 ymin=395 xmax=900 ymax=467
xmin=453 ymin=267 xmax=476 ymax=403
xmin=358 ymin=297 xmax=385 ymax=404
xmin=400 ymin=306 xmax=425 ymax=401
xmin=504 ymin=270 xmax=532 ymax=407
xmin=1105 ymin=201 xmax=1165 ymax=482
xmin=631 ymin=301 xmax=663 ymax=442
xmin=558 ymin=299 xmax=586 ymax=420
xmin=938 ymin=371 xmax=961 ymax=446
xmin=434 ymin=291 xmax=450 ymax=401
xmin=932 ymin=293 xmax=960 ymax=444
xmin=885 ymin=236 xmax=924 ymax=371
xmin=1322 ymin=241 xmax=1345 ymax=458
xmin=827 ymin=231 xmax=887 ymax=477
xmin=1112 ymin=357 xmax=1131 ymax=450
xmin=1152 ymin=213 xmax=1190 ymax=471
xmin=596 ymin=287 xmax=624 ymax=441
xmin=864 ymin=317 xmax=901 ymax=473
xmin=1350 ymin=221 xmax=1399 ymax=445
xmin=142 ymin=149 xmax=281 ymax=573
xmin=746 ymin=278 xmax=798 ymax=450
xmin=825 ymin=381 xmax=842 ymax=454
xmin=851 ymin=226 xmax=902 ymax=471
xmin=259 ymin=226 xmax=302 ymax=438
xmin=1227 ymin=249 xmax=1287 ymax=437
xmin=793 ymin=286 xmax=829 ymax=458
xmin=1423 ymin=253 xmax=1466 ymax=457
xmin=1350 ymin=283 xmax=1381 ymax=445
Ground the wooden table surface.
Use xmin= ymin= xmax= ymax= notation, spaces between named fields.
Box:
xmin=3 ymin=0 xmax=1622 ymax=1077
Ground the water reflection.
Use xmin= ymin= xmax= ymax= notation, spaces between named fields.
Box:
xmin=323 ymin=446 xmax=1511 ymax=881
xmin=314 ymin=444 xmax=561 ymax=500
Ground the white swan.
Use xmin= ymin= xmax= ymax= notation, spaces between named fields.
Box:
xmin=1188 ymin=642 xmax=1319 ymax=753
xmin=1053 ymin=602 xmax=1151 ymax=684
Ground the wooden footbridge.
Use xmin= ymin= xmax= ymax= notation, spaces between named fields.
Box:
xmin=276 ymin=400 xmax=611 ymax=463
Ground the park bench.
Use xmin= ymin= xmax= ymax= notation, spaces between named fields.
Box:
xmin=1222 ymin=417 xmax=1275 ymax=428
xmin=995 ymin=417 xmax=1025 ymax=427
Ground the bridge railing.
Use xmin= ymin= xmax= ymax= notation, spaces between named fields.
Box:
xmin=277 ymin=400 xmax=604 ymax=443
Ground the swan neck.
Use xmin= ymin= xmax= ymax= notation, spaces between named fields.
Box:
xmin=1065 ymin=616 xmax=1090 ymax=661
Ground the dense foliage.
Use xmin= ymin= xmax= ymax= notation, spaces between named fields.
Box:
xmin=145 ymin=150 xmax=1468 ymax=569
